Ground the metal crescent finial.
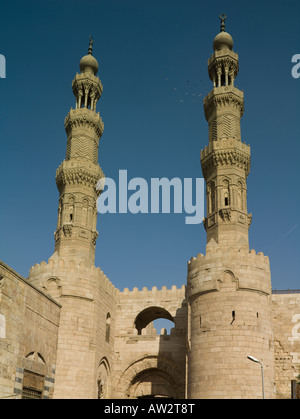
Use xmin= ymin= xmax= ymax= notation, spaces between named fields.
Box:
xmin=219 ymin=13 xmax=227 ymax=32
xmin=88 ymin=35 xmax=94 ymax=55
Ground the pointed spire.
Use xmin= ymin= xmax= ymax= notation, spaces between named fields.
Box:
xmin=88 ymin=35 xmax=94 ymax=55
xmin=219 ymin=13 xmax=226 ymax=32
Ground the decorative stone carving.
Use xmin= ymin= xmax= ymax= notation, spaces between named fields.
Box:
xmin=55 ymin=162 xmax=104 ymax=191
xmin=204 ymin=89 xmax=244 ymax=121
xmin=92 ymin=231 xmax=98 ymax=245
xmin=219 ymin=208 xmax=231 ymax=221
xmin=201 ymin=147 xmax=250 ymax=178
xmin=247 ymin=213 xmax=252 ymax=228
xmin=64 ymin=108 xmax=104 ymax=138
xmin=63 ymin=225 xmax=72 ymax=237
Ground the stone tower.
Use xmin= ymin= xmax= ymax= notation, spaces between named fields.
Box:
xmin=54 ymin=37 xmax=104 ymax=265
xmin=187 ymin=15 xmax=274 ymax=399
xmin=28 ymin=40 xmax=117 ymax=399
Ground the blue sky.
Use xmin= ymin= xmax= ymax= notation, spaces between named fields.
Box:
xmin=0 ymin=0 xmax=299 ymax=292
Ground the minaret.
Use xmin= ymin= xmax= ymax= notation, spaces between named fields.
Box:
xmin=28 ymin=40 xmax=116 ymax=400
xmin=187 ymin=16 xmax=274 ymax=399
xmin=54 ymin=37 xmax=104 ymax=264
xmin=201 ymin=14 xmax=251 ymax=248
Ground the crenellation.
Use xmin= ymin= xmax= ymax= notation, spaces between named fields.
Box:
xmin=188 ymin=247 xmax=270 ymax=274
xmin=119 ymin=284 xmax=186 ymax=298
xmin=200 ymin=137 xmax=250 ymax=158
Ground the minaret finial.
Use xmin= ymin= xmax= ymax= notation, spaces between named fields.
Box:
xmin=219 ymin=13 xmax=227 ymax=32
xmin=88 ymin=35 xmax=94 ymax=55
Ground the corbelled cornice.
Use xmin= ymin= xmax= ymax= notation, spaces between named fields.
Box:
xmin=203 ymin=86 xmax=244 ymax=121
xmin=64 ymin=108 xmax=104 ymax=138
xmin=201 ymin=137 xmax=250 ymax=178
xmin=55 ymin=160 xmax=104 ymax=192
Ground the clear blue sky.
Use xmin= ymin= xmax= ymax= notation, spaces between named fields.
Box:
xmin=0 ymin=0 xmax=299 ymax=291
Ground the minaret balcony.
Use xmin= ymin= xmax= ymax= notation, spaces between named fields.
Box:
xmin=64 ymin=107 xmax=104 ymax=138
xmin=200 ymin=137 xmax=250 ymax=177
xmin=55 ymin=159 xmax=104 ymax=192
xmin=203 ymin=85 xmax=244 ymax=121
xmin=204 ymin=84 xmax=243 ymax=101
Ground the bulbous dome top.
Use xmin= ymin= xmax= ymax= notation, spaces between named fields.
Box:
xmin=213 ymin=13 xmax=233 ymax=52
xmin=79 ymin=54 xmax=99 ymax=75
xmin=79 ymin=36 xmax=98 ymax=75
xmin=213 ymin=31 xmax=233 ymax=51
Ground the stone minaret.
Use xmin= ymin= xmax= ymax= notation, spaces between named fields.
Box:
xmin=29 ymin=40 xmax=116 ymax=399
xmin=201 ymin=14 xmax=251 ymax=248
xmin=54 ymin=37 xmax=104 ymax=265
xmin=187 ymin=16 xmax=274 ymax=399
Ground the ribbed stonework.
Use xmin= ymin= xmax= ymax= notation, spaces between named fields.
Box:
xmin=53 ymin=45 xmax=104 ymax=265
xmin=187 ymin=16 xmax=274 ymax=399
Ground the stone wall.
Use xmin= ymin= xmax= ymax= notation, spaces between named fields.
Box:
xmin=0 ymin=261 xmax=61 ymax=399
xmin=272 ymin=291 xmax=300 ymax=399
xmin=111 ymin=285 xmax=187 ymax=399
xmin=28 ymin=256 xmax=118 ymax=399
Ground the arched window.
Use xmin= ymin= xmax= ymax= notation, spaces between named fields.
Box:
xmin=210 ymin=181 xmax=216 ymax=212
xmin=82 ymin=197 xmax=89 ymax=226
xmin=68 ymin=196 xmax=75 ymax=223
xmin=105 ymin=313 xmax=111 ymax=343
xmin=222 ymin=179 xmax=230 ymax=207
xmin=237 ymin=181 xmax=244 ymax=210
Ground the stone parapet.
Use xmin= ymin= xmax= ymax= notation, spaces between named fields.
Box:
xmin=55 ymin=159 xmax=104 ymax=191
xmin=203 ymin=85 xmax=244 ymax=122
xmin=204 ymin=85 xmax=243 ymax=104
xmin=29 ymin=257 xmax=118 ymax=300
xmin=201 ymin=137 xmax=250 ymax=178
xmin=201 ymin=136 xmax=250 ymax=158
xmin=188 ymin=247 xmax=271 ymax=298
xmin=64 ymin=107 xmax=104 ymax=138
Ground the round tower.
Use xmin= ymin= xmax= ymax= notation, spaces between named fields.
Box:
xmin=187 ymin=15 xmax=274 ymax=399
